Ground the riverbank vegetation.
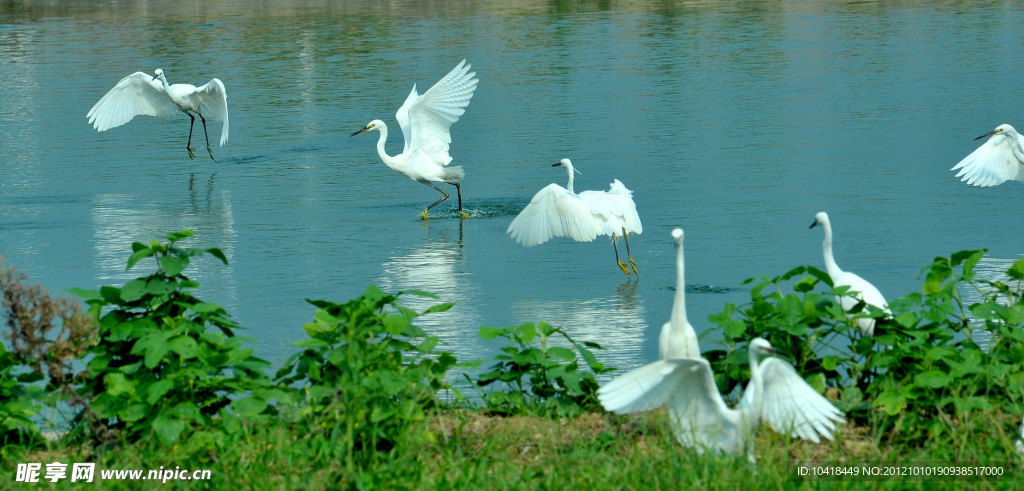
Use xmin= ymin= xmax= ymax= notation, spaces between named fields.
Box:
xmin=2 ymin=231 xmax=1023 ymax=489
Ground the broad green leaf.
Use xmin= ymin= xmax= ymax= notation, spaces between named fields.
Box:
xmin=191 ymin=302 xmax=220 ymax=314
xmin=104 ymin=373 xmax=134 ymax=396
xmin=126 ymin=248 xmax=154 ymax=271
xmin=546 ymin=346 xmax=576 ymax=362
xmin=147 ymin=380 xmax=174 ymax=404
xmin=153 ymin=416 xmax=185 ymax=443
xmin=119 ymin=279 xmax=147 ymax=302
xmin=424 ymin=302 xmax=455 ymax=314
xmin=67 ymin=287 xmax=101 ymax=299
xmin=168 ymin=336 xmax=199 ymax=359
xmin=479 ymin=326 xmax=505 ymax=340
xmin=1008 ymin=258 xmax=1024 ymax=280
xmin=914 ymin=371 xmax=949 ymax=389
xmin=159 ymin=256 xmax=189 ymax=277
xmin=166 ymin=230 xmax=194 ymax=242
xmin=230 ymin=397 xmax=268 ymax=418
xmin=206 ymin=247 xmax=229 ymax=265
xmin=144 ymin=342 xmax=171 ymax=369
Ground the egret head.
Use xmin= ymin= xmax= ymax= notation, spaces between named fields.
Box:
xmin=749 ymin=337 xmax=777 ymax=356
xmin=553 ymin=158 xmax=581 ymax=175
xmin=671 ymin=228 xmax=684 ymax=244
xmin=810 ymin=211 xmax=829 ymax=229
xmin=976 ymin=123 xmax=1017 ymax=140
xmin=153 ymin=68 xmax=164 ymax=79
xmin=351 ymin=119 xmax=384 ymax=137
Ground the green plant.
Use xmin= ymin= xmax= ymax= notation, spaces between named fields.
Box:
xmin=274 ymin=286 xmax=457 ymax=468
xmin=705 ymin=250 xmax=1024 ymax=444
xmin=467 ymin=322 xmax=614 ymax=417
xmin=73 ymin=230 xmax=274 ymax=444
xmin=0 ymin=343 xmax=43 ymax=445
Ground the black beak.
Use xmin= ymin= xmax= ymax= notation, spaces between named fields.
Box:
xmin=552 ymin=163 xmax=561 ymax=167
xmin=974 ymin=130 xmax=998 ymax=141
xmin=351 ymin=127 xmax=368 ymax=137
xmin=809 ymin=220 xmax=818 ymax=229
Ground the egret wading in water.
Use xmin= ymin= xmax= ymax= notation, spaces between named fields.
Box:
xmin=951 ymin=124 xmax=1024 ymax=187
xmin=506 ymin=158 xmax=643 ymax=278
xmin=351 ymin=60 xmax=478 ymax=220
xmin=810 ymin=212 xmax=890 ymax=335
xmin=87 ymin=69 xmax=229 ymax=161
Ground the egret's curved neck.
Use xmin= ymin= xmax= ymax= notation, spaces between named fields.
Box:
xmin=564 ymin=164 xmax=575 ymax=194
xmin=156 ymin=74 xmax=170 ymax=90
xmin=670 ymin=241 xmax=688 ymax=329
xmin=820 ymin=221 xmax=842 ymax=279
xmin=742 ymin=347 xmax=766 ymax=422
xmin=373 ymin=124 xmax=404 ymax=171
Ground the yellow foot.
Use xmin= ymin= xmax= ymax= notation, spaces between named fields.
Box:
xmin=459 ymin=211 xmax=470 ymax=219
xmin=207 ymin=147 xmax=217 ymax=162
xmin=617 ymin=261 xmax=631 ymax=279
xmin=187 ymin=146 xmax=196 ymax=160
xmin=630 ymin=259 xmax=639 ymax=277
xmin=420 ymin=208 xmax=429 ymax=220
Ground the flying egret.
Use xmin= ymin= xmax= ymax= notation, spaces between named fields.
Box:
xmin=810 ymin=212 xmax=890 ymax=335
xmin=601 ymin=337 xmax=843 ymax=464
xmin=351 ymin=60 xmax=478 ymax=220
xmin=506 ymin=158 xmax=643 ymax=278
xmin=87 ymin=68 xmax=229 ymax=161
xmin=951 ymin=124 xmax=1024 ymax=187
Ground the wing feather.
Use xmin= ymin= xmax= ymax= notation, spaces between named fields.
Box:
xmin=951 ymin=134 xmax=1024 ymax=187
xmin=759 ymin=358 xmax=845 ymax=443
xmin=404 ymin=60 xmax=478 ymax=166
xmin=87 ymin=72 xmax=177 ymax=131
xmin=507 ymin=184 xmax=602 ymax=247
xmin=193 ymin=78 xmax=229 ymax=146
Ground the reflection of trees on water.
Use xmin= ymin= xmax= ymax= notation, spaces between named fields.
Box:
xmin=510 ymin=281 xmax=649 ymax=377
xmin=89 ymin=176 xmax=238 ymax=306
xmin=376 ymin=224 xmax=483 ymax=364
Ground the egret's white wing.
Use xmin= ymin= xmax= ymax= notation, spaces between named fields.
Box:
xmin=660 ymin=358 xmax=742 ymax=453
xmin=835 ymin=271 xmax=890 ymax=335
xmin=192 ymin=78 xmax=229 ymax=146
xmin=578 ymin=190 xmax=618 ymax=236
xmin=507 ymin=184 xmax=602 ymax=247
xmin=598 ymin=359 xmax=690 ymax=414
xmin=405 ymin=60 xmax=478 ymax=165
xmin=951 ymin=133 xmax=1024 ymax=187
xmin=606 ymin=179 xmax=642 ymax=234
xmin=759 ymin=358 xmax=844 ymax=443
xmin=87 ymin=72 xmax=177 ymax=131
xmin=396 ymin=85 xmax=419 ymax=153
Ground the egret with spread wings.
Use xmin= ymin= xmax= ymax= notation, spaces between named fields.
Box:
xmin=951 ymin=124 xmax=1024 ymax=187
xmin=506 ymin=158 xmax=642 ymax=278
xmin=87 ymin=68 xmax=229 ymax=161
xmin=351 ymin=60 xmax=478 ymax=219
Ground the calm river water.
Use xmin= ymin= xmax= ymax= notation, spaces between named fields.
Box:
xmin=2 ymin=0 xmax=1023 ymax=378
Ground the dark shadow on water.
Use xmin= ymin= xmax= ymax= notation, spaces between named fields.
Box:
xmin=667 ymin=284 xmax=735 ymax=294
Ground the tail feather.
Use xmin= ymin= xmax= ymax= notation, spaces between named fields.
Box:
xmin=444 ymin=165 xmax=465 ymax=181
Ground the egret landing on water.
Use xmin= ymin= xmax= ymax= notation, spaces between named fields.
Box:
xmin=506 ymin=158 xmax=643 ymax=278
xmin=87 ymin=69 xmax=229 ymax=161
xmin=951 ymin=124 xmax=1024 ymax=187
xmin=351 ymin=60 xmax=478 ymax=220
xmin=810 ymin=212 xmax=890 ymax=336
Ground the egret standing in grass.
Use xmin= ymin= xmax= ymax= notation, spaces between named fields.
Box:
xmin=810 ymin=212 xmax=890 ymax=335
xmin=951 ymin=124 xmax=1024 ymax=187
xmin=351 ymin=60 xmax=478 ymax=220
xmin=506 ymin=158 xmax=642 ymax=278
xmin=87 ymin=69 xmax=228 ymax=161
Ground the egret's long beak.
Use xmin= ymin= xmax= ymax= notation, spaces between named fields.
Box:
xmin=552 ymin=163 xmax=561 ymax=167
xmin=351 ymin=127 xmax=369 ymax=137
xmin=763 ymin=346 xmax=777 ymax=354
xmin=809 ymin=220 xmax=819 ymax=229
xmin=975 ymin=130 xmax=999 ymax=140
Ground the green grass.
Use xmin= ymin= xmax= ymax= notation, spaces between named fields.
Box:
xmin=4 ymin=408 xmax=1022 ymax=489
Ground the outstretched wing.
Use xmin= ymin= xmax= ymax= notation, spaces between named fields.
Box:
xmin=605 ymin=179 xmax=642 ymax=234
xmin=659 ymin=359 xmax=741 ymax=453
xmin=192 ymin=78 xmax=229 ymax=146
xmin=400 ymin=60 xmax=478 ymax=165
xmin=507 ymin=184 xmax=602 ymax=247
xmin=758 ymin=358 xmax=845 ymax=443
xmin=951 ymin=133 xmax=1024 ymax=187
xmin=87 ymin=72 xmax=177 ymax=131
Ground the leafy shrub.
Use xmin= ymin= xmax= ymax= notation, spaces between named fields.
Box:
xmin=467 ymin=322 xmax=613 ymax=417
xmin=274 ymin=286 xmax=457 ymax=465
xmin=0 ymin=344 xmax=43 ymax=445
xmin=73 ymin=230 xmax=273 ymax=444
xmin=705 ymin=250 xmax=1024 ymax=444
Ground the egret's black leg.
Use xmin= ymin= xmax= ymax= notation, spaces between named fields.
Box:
xmin=612 ymin=233 xmax=631 ymax=279
xmin=449 ymin=182 xmax=469 ymax=219
xmin=422 ymin=184 xmax=450 ymax=220
xmin=186 ymin=113 xmax=196 ymax=160
xmin=199 ymin=113 xmax=216 ymax=161
xmin=623 ymin=227 xmax=638 ymax=276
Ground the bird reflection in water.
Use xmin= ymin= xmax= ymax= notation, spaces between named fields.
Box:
xmin=510 ymin=279 xmax=648 ymax=376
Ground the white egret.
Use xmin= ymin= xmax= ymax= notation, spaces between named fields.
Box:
xmin=951 ymin=124 xmax=1024 ymax=187
xmin=351 ymin=60 xmax=478 ymax=220
xmin=87 ymin=68 xmax=229 ymax=161
xmin=600 ymin=337 xmax=844 ymax=464
xmin=506 ymin=158 xmax=643 ymax=278
xmin=810 ymin=212 xmax=890 ymax=336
